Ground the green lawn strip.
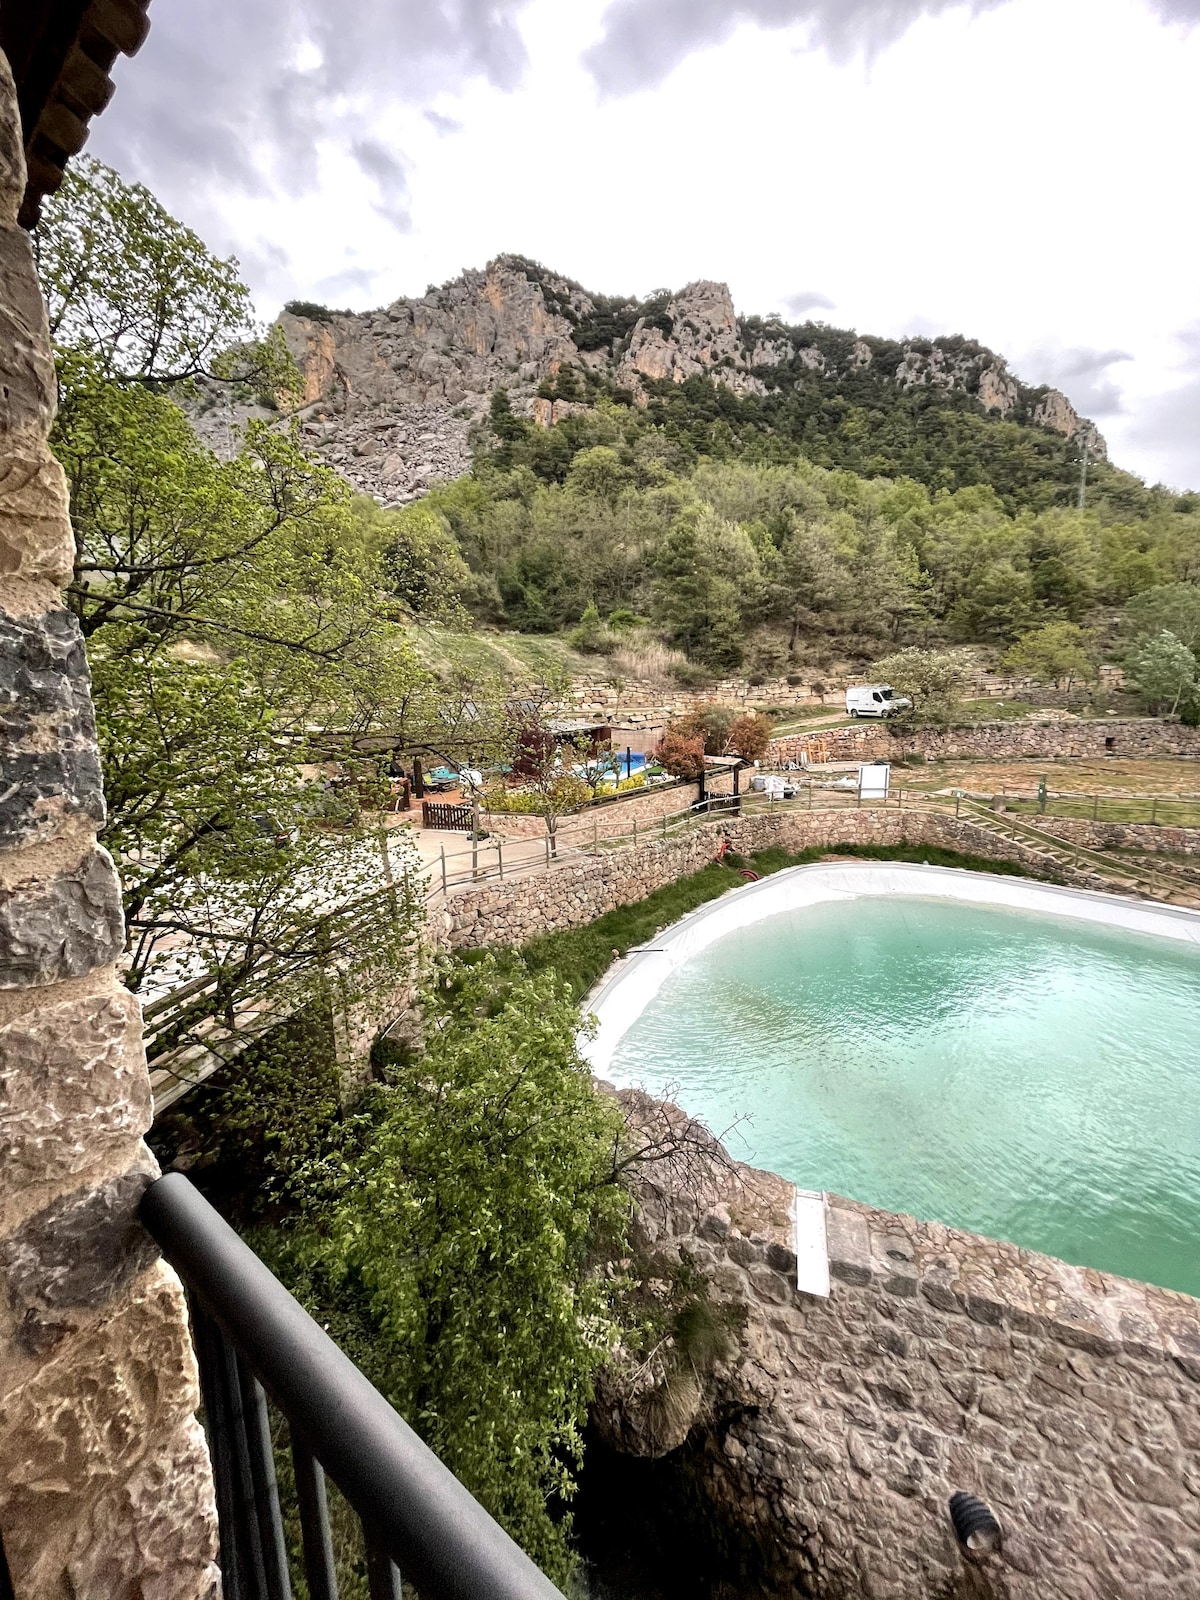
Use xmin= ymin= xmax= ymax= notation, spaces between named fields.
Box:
xmin=519 ymin=842 xmax=1034 ymax=1002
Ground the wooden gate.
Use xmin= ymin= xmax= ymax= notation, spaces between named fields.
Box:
xmin=422 ymin=801 xmax=473 ymax=831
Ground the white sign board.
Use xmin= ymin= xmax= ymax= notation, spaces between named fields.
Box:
xmin=858 ymin=762 xmax=890 ymax=800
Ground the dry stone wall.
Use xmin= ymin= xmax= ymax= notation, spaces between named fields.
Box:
xmin=441 ymin=804 xmax=1115 ymax=951
xmin=0 ymin=56 xmax=218 ymax=1600
xmin=769 ymin=718 xmax=1200 ymax=768
xmin=609 ymin=1093 xmax=1200 ymax=1600
xmin=1033 ymin=816 xmax=1200 ymax=858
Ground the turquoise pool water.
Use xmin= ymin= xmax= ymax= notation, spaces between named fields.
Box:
xmin=609 ymin=895 xmax=1200 ymax=1295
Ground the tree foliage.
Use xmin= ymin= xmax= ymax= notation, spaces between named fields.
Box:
xmin=1125 ymin=631 xmax=1199 ymax=716
xmin=42 ymin=156 xmax=431 ymax=1041
xmin=1003 ymin=622 xmax=1097 ymax=692
xmin=656 ymin=726 xmax=707 ymax=780
xmin=871 ymin=647 xmax=965 ymax=726
xmin=35 ymin=155 xmax=288 ymax=387
xmin=418 ymin=415 xmax=1200 ymax=668
xmin=265 ymin=956 xmax=630 ymax=1581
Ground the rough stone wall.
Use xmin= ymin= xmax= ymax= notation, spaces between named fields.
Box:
xmin=769 ymin=718 xmax=1200 ymax=768
xmin=0 ymin=58 xmax=219 ymax=1599
xmin=611 ymin=1096 xmax=1200 ymax=1600
xmin=444 ymin=828 xmax=723 ymax=948
xmin=1033 ymin=816 xmax=1200 ymax=858
xmin=442 ymin=805 xmax=1111 ymax=951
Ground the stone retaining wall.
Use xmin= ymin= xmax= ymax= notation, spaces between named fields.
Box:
xmin=1034 ymin=816 xmax=1200 ymax=858
xmin=608 ymin=1093 xmax=1200 ymax=1600
xmin=562 ymin=669 xmax=1127 ymax=728
xmin=441 ymin=806 xmax=1115 ymax=951
xmin=768 ymin=718 xmax=1200 ymax=768
xmin=0 ymin=61 xmax=218 ymax=1598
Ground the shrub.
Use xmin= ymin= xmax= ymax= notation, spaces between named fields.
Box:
xmin=283 ymin=299 xmax=349 ymax=322
xmin=655 ymin=727 xmax=706 ymax=780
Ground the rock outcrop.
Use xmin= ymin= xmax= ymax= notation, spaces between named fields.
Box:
xmin=267 ymin=255 xmax=1107 ymax=507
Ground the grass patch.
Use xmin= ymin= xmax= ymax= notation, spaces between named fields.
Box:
xmin=1009 ymin=796 xmax=1200 ymax=826
xmin=954 ymin=698 xmax=1035 ymax=721
xmin=408 ymin=624 xmax=593 ymax=682
xmin=769 ymin=707 xmax=854 ymax=737
xmin=521 ymin=842 xmax=1035 ymax=1002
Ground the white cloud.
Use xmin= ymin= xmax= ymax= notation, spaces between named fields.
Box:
xmin=783 ymin=290 xmax=838 ymax=316
xmin=88 ymin=0 xmax=1200 ymax=487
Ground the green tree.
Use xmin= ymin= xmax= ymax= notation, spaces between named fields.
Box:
xmin=1003 ymin=622 xmax=1097 ymax=702
xmin=1123 ymin=584 xmax=1200 ymax=654
xmin=43 ymin=162 xmax=427 ymax=1047
xmin=569 ymin=602 xmax=615 ymax=655
xmin=35 ymin=154 xmax=290 ymax=389
xmin=1125 ymin=630 xmax=1198 ymax=716
xmin=653 ymin=523 xmax=745 ymax=670
xmin=872 ymin=647 xmax=964 ymax=726
xmin=274 ymin=956 xmax=629 ymax=1582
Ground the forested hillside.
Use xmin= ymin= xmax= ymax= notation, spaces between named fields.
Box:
xmin=388 ymin=406 xmax=1199 ymax=677
xmin=275 ymin=255 xmax=1200 ymax=678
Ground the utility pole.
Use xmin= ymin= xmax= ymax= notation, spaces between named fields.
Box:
xmin=1076 ymin=434 xmax=1090 ymax=510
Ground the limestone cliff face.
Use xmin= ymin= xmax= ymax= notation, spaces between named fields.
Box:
xmin=277 ymin=254 xmax=1107 ymax=505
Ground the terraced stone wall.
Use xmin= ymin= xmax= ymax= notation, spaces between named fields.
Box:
xmin=0 ymin=57 xmax=218 ymax=1599
xmin=442 ymin=805 xmax=1112 ymax=951
xmin=768 ymin=718 xmax=1200 ymax=768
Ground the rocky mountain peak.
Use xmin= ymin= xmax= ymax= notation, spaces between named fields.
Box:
xmin=272 ymin=257 xmax=1106 ymax=506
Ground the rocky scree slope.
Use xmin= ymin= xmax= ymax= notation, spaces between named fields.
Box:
xmin=266 ymin=255 xmax=1106 ymax=506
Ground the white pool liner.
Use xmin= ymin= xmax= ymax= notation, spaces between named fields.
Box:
xmin=582 ymin=861 xmax=1200 ymax=1077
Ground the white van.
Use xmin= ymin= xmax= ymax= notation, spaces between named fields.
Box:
xmin=845 ymin=684 xmax=911 ymax=718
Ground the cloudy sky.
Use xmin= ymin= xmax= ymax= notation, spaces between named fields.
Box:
xmin=91 ymin=0 xmax=1200 ymax=489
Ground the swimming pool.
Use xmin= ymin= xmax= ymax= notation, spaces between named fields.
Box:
xmin=591 ymin=866 xmax=1200 ymax=1296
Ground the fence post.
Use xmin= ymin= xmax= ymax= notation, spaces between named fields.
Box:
xmin=497 ymin=837 xmax=504 ymax=880
xmin=1092 ymin=793 xmax=1099 ymax=822
xmin=593 ymin=813 xmax=598 ymax=852
xmin=955 ymin=791 xmax=960 ymax=818
xmin=440 ymin=846 xmax=447 ymax=895
xmin=1152 ymin=797 xmax=1158 ymax=825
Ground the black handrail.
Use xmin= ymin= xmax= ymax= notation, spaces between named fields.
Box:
xmin=140 ymin=1172 xmax=566 ymax=1600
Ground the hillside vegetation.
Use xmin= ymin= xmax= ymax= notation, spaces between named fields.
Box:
xmin=398 ymin=405 xmax=1200 ymax=679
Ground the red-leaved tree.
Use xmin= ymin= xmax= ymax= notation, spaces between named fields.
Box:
xmin=656 ymin=725 xmax=706 ymax=780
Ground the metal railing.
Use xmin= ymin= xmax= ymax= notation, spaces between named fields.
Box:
xmin=140 ymin=1172 xmax=564 ymax=1600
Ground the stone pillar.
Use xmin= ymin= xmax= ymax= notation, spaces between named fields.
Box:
xmin=0 ymin=53 xmax=219 ymax=1600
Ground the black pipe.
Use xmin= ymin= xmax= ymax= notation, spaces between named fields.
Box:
xmin=948 ymin=1492 xmax=1002 ymax=1556
xmin=141 ymin=1173 xmax=564 ymax=1600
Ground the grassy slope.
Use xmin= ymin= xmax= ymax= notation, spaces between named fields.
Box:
xmin=408 ymin=624 xmax=596 ymax=681
xmin=520 ymin=842 xmax=1033 ymax=1003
